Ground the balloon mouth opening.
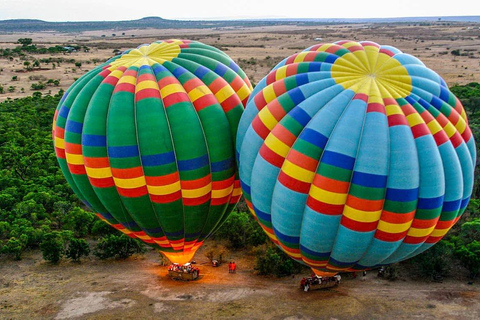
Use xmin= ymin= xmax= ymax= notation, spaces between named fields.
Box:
xmin=161 ymin=246 xmax=200 ymax=265
xmin=311 ymin=268 xmax=338 ymax=277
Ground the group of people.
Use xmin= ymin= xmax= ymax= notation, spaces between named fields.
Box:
xmin=168 ymin=263 xmax=193 ymax=273
xmin=228 ymin=261 xmax=236 ymax=273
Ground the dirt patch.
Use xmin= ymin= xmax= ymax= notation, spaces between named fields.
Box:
xmin=55 ymin=291 xmax=136 ymax=319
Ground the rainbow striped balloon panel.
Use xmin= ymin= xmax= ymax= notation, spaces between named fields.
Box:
xmin=53 ymin=40 xmax=252 ymax=264
xmin=237 ymin=40 xmax=476 ymax=273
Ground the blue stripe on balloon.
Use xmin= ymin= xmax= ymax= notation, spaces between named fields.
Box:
xmin=252 ymin=204 xmax=271 ymax=223
xmin=229 ymin=61 xmax=239 ymax=73
xmin=300 ymin=244 xmax=330 ymax=258
xmin=211 ymin=157 xmax=234 ymax=172
xmin=214 ymin=63 xmax=228 ymax=77
xmin=144 ymin=226 xmax=164 ymax=234
xmin=240 ymin=180 xmax=251 ymax=195
xmin=325 ymin=54 xmax=338 ymax=64
xmin=300 ymin=128 xmax=328 ymax=149
xmin=59 ymin=106 xmax=70 ymax=119
xmin=439 ymin=86 xmax=450 ymax=103
xmin=289 ymin=107 xmax=311 ymax=127
xmin=177 ymin=154 xmax=209 ymax=171
xmin=430 ymin=95 xmax=444 ymax=110
xmin=171 ymin=66 xmax=187 ymax=78
xmin=152 ymin=64 xmax=169 ymax=74
xmin=165 ymin=229 xmax=185 ymax=237
xmin=108 ymin=145 xmax=139 ymax=158
xmin=273 ymin=226 xmax=299 ymax=244
xmin=123 ymin=220 xmax=139 ymax=229
xmin=307 ymin=62 xmax=323 ymax=72
xmin=327 ymin=256 xmax=354 ymax=268
xmin=65 ymin=119 xmax=83 ymax=134
xmin=295 ymin=73 xmax=310 ymax=86
xmin=417 ymin=196 xmax=444 ymax=210
xmin=194 ymin=66 xmax=210 ymax=79
xmin=141 ymin=151 xmax=175 ymax=167
xmin=139 ymin=65 xmax=151 ymax=71
xmin=461 ymin=197 xmax=470 ymax=209
xmin=82 ymin=134 xmax=106 ymax=147
xmin=288 ymin=87 xmax=306 ymax=105
xmin=321 ymin=150 xmax=355 ymax=170
xmin=442 ymin=199 xmax=461 ymax=212
xmin=185 ymin=231 xmax=201 ymax=239
xmin=385 ymin=188 xmax=419 ymax=202
xmin=352 ymin=171 xmax=387 ymax=188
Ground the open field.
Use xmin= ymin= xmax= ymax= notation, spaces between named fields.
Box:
xmin=1 ymin=22 xmax=480 ymax=102
xmin=1 ymin=244 xmax=479 ymax=319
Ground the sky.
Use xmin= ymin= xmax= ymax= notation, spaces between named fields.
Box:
xmin=0 ymin=0 xmax=479 ymax=21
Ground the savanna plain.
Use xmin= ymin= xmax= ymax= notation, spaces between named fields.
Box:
xmin=1 ymin=22 xmax=480 ymax=319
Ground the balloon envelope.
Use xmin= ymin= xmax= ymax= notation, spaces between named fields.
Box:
xmin=53 ymin=40 xmax=252 ymax=264
xmin=237 ymin=40 xmax=476 ymax=274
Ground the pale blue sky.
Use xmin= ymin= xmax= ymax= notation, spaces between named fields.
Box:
xmin=1 ymin=0 xmax=479 ymax=21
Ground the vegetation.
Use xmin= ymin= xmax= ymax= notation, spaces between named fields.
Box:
xmin=0 ymin=81 xmax=480 ymax=279
xmin=93 ymin=234 xmax=146 ymax=260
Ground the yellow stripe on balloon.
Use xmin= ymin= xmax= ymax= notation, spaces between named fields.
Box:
xmin=160 ymin=83 xmax=185 ymax=98
xmin=281 ymin=159 xmax=315 ymax=183
xmin=135 ymin=80 xmax=158 ymax=92
xmin=85 ymin=167 xmax=112 ymax=179
xmin=309 ymin=185 xmax=348 ymax=205
xmin=263 ymin=84 xmax=277 ymax=104
xmin=212 ymin=185 xmax=234 ymax=198
xmin=257 ymin=107 xmax=278 ymax=131
xmin=429 ymin=227 xmax=450 ymax=238
xmin=55 ymin=137 xmax=65 ymax=149
xmin=406 ymin=226 xmax=435 ymax=237
xmin=385 ymin=104 xmax=404 ymax=116
xmin=443 ymin=122 xmax=457 ymax=138
xmin=182 ymin=183 xmax=212 ymax=198
xmin=188 ymin=85 xmax=210 ymax=102
xmin=232 ymin=187 xmax=242 ymax=197
xmin=66 ymin=153 xmax=84 ymax=165
xmin=147 ymin=181 xmax=181 ymax=195
xmin=427 ymin=119 xmax=443 ymax=135
xmin=264 ymin=133 xmax=291 ymax=158
xmin=237 ymin=85 xmax=251 ymax=101
xmin=109 ymin=69 xmax=125 ymax=79
xmin=293 ymin=52 xmax=310 ymax=63
xmin=406 ymin=113 xmax=424 ymax=127
xmin=117 ymin=75 xmax=136 ymax=85
xmin=377 ymin=220 xmax=412 ymax=234
xmin=275 ymin=66 xmax=287 ymax=81
xmin=455 ymin=117 xmax=466 ymax=134
xmin=342 ymin=205 xmax=382 ymax=223
xmin=113 ymin=176 xmax=146 ymax=189
xmin=215 ymin=85 xmax=235 ymax=103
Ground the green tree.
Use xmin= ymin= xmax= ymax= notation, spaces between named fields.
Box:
xmin=66 ymin=238 xmax=90 ymax=262
xmin=456 ymin=241 xmax=480 ymax=278
xmin=40 ymin=231 xmax=64 ymax=263
xmin=1 ymin=237 xmax=25 ymax=260
xmin=94 ymin=234 xmax=146 ymax=259
xmin=17 ymin=38 xmax=32 ymax=46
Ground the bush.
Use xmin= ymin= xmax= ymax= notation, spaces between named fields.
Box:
xmin=214 ymin=209 xmax=267 ymax=249
xmin=91 ymin=220 xmax=117 ymax=236
xmin=409 ymin=240 xmax=455 ymax=279
xmin=66 ymin=238 xmax=90 ymax=262
xmin=94 ymin=234 xmax=146 ymax=259
xmin=455 ymin=240 xmax=480 ymax=278
xmin=254 ymin=244 xmax=304 ymax=277
xmin=30 ymin=82 xmax=46 ymax=90
xmin=204 ymin=244 xmax=229 ymax=263
xmin=1 ymin=237 xmax=25 ymax=260
xmin=40 ymin=231 xmax=64 ymax=263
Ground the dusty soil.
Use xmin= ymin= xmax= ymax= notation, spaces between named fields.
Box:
xmin=1 ymin=244 xmax=479 ymax=320
xmin=1 ymin=22 xmax=480 ymax=102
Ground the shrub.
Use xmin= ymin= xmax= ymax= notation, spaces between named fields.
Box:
xmin=66 ymin=238 xmax=90 ymax=262
xmin=409 ymin=240 xmax=455 ymax=279
xmin=456 ymin=240 xmax=480 ymax=278
xmin=214 ymin=209 xmax=267 ymax=249
xmin=254 ymin=244 xmax=304 ymax=277
xmin=40 ymin=231 xmax=65 ymax=263
xmin=1 ymin=237 xmax=25 ymax=260
xmin=94 ymin=234 xmax=146 ymax=259
xmin=91 ymin=220 xmax=117 ymax=236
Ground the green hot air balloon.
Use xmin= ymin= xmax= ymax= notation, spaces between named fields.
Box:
xmin=53 ymin=40 xmax=252 ymax=264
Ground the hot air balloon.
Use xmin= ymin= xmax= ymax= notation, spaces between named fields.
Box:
xmin=53 ymin=40 xmax=252 ymax=264
xmin=236 ymin=40 xmax=476 ymax=276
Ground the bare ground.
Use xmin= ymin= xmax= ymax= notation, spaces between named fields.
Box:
xmin=1 ymin=246 xmax=479 ymax=320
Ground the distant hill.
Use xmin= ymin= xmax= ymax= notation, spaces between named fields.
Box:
xmin=0 ymin=16 xmax=478 ymax=33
